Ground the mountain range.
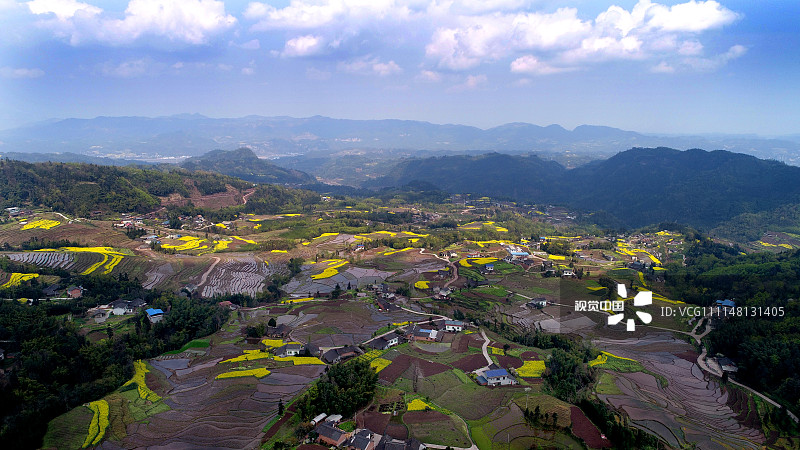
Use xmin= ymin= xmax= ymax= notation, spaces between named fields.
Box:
xmin=373 ymin=148 xmax=800 ymax=229
xmin=3 ymin=114 xmax=800 ymax=165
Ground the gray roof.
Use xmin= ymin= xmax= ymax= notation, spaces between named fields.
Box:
xmin=316 ymin=423 xmax=346 ymax=441
xmin=349 ymin=429 xmax=373 ymax=450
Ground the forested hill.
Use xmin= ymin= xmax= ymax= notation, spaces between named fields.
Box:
xmin=0 ymin=159 xmax=251 ymax=216
xmin=373 ymin=148 xmax=800 ymax=229
xmin=179 ymin=148 xmax=315 ymax=185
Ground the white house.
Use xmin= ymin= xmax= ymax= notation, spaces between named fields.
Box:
xmin=275 ymin=343 xmax=304 ymax=357
xmin=483 ymin=368 xmax=517 ymax=386
xmin=444 ymin=320 xmax=464 ymax=332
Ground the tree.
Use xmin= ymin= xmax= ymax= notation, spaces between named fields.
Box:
xmin=278 ymin=399 xmax=284 ymax=416
xmin=331 ymin=284 xmax=342 ymax=299
xmin=503 ymin=343 xmax=510 ymax=355
xmin=268 ymin=317 xmax=277 ymax=328
xmin=552 ymin=412 xmax=558 ymax=427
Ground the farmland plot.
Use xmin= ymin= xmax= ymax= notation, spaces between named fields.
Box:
xmin=6 ymin=251 xmax=76 ymax=270
xmin=198 ymin=256 xmax=272 ymax=298
xmin=595 ymin=333 xmax=765 ymax=449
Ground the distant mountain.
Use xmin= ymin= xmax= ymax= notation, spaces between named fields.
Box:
xmin=374 ymin=148 xmax=800 ymax=229
xmin=0 ymin=151 xmax=149 ymax=166
xmin=3 ymin=114 xmax=800 ymax=165
xmin=179 ymin=148 xmax=314 ymax=185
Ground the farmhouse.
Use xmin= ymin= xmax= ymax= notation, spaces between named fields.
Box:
xmin=368 ymin=331 xmax=401 ymax=350
xmin=444 ymin=320 xmax=464 ymax=332
xmin=316 ymin=422 xmax=350 ymax=447
xmin=146 ymin=308 xmax=164 ymax=324
xmin=67 ymin=286 xmax=85 ymax=299
xmin=433 ymin=287 xmax=451 ymax=299
xmin=88 ymin=308 xmax=111 ymax=324
xmin=407 ymin=326 xmax=441 ymax=343
xmin=562 ymin=269 xmax=575 ymax=277
xmin=265 ymin=324 xmax=291 ymax=339
xmin=376 ymin=435 xmax=427 ymax=450
xmin=42 ymin=284 xmax=61 ymax=297
xmin=527 ymin=298 xmax=547 ymax=309
xmin=322 ymin=345 xmax=360 ymax=364
xmin=109 ymin=299 xmax=130 ymax=316
xmin=478 ymin=368 xmax=517 ymax=386
xmin=347 ymin=429 xmax=379 ymax=450
xmin=275 ymin=343 xmax=304 ymax=357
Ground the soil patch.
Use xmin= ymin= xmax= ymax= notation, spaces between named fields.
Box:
xmin=384 ymin=423 xmax=409 ymax=440
xmin=403 ymin=410 xmax=449 ymax=424
xmin=358 ymin=410 xmax=390 ymax=434
xmin=451 ymin=354 xmax=488 ymax=372
xmin=570 ymin=406 xmax=609 ymax=449
xmin=379 ymin=354 xmax=450 ymax=383
xmin=495 ymin=355 xmax=523 ymax=369
xmin=520 ymin=351 xmax=540 ymax=360
xmin=675 ymin=350 xmax=699 ymax=364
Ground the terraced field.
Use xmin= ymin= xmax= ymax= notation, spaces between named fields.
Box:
xmin=198 ymin=255 xmax=273 ymax=298
xmin=595 ymin=333 xmax=765 ymax=449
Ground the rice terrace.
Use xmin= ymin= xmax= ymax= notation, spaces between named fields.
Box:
xmin=2 ymin=181 xmax=798 ymax=450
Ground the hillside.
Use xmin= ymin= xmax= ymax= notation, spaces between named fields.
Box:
xmin=0 ymin=159 xmax=251 ymax=216
xmin=374 ymin=148 xmax=800 ymax=229
xmin=179 ymin=148 xmax=314 ymax=185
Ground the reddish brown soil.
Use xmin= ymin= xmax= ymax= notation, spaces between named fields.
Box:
xmin=358 ymin=410 xmax=390 ymax=434
xmin=494 ymin=355 xmax=523 ymax=369
xmin=384 ymin=423 xmax=409 ymax=440
xmin=490 ymin=341 xmax=519 ymax=349
xmin=452 ymin=334 xmax=469 ymax=353
xmin=403 ymin=410 xmax=450 ymax=424
xmin=451 ymin=354 xmax=489 ymax=372
xmin=160 ymin=185 xmax=252 ymax=209
xmin=378 ymin=354 xmax=450 ymax=383
xmin=520 ymin=351 xmax=541 ymax=360
xmin=570 ymin=406 xmax=610 ymax=449
xmin=675 ymin=350 xmax=699 ymax=364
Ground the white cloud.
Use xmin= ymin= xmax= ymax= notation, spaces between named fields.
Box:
xmin=650 ymin=61 xmax=675 ymax=73
xmin=237 ymin=38 xmax=260 ymax=50
xmin=510 ymin=55 xmax=569 ymax=75
xmin=448 ymin=74 xmax=486 ymax=92
xmin=241 ymin=67 xmax=255 ymax=75
xmin=338 ymin=56 xmax=401 ymax=76
xmin=422 ymin=0 xmax=741 ymax=72
xmin=415 ymin=70 xmax=442 ymax=83
xmin=0 ymin=66 xmax=45 ymax=78
xmin=281 ymin=34 xmax=325 ymax=57
xmin=26 ymin=0 xmax=101 ymax=21
xmin=682 ymin=44 xmax=746 ymax=71
xmin=100 ymin=58 xmax=151 ymax=77
xmin=28 ymin=0 xmax=236 ymax=46
xmin=646 ymin=0 xmax=740 ymax=32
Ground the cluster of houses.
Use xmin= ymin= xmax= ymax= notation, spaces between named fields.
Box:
xmin=86 ymin=298 xmax=151 ymax=323
xmin=312 ymin=413 xmax=426 ymax=450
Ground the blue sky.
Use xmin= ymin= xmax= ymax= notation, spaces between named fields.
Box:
xmin=1 ymin=0 xmax=798 ymax=135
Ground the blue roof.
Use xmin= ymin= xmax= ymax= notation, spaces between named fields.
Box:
xmin=716 ymin=299 xmax=735 ymax=307
xmin=146 ymin=308 xmax=164 ymax=316
xmin=476 ymin=375 xmax=488 ymax=385
xmin=419 ymin=329 xmax=432 ymax=333
xmin=510 ymin=251 xmax=529 ymax=256
xmin=485 ymin=368 xmax=510 ymax=378
xmin=445 ymin=320 xmax=463 ymax=326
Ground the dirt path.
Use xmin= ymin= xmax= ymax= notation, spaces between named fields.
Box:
xmin=480 ymin=329 xmax=492 ymax=366
xmin=196 ymin=256 xmax=221 ymax=288
xmin=242 ymin=187 xmax=257 ymax=204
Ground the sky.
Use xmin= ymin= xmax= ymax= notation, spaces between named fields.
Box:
xmin=1 ymin=0 xmax=798 ymax=135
